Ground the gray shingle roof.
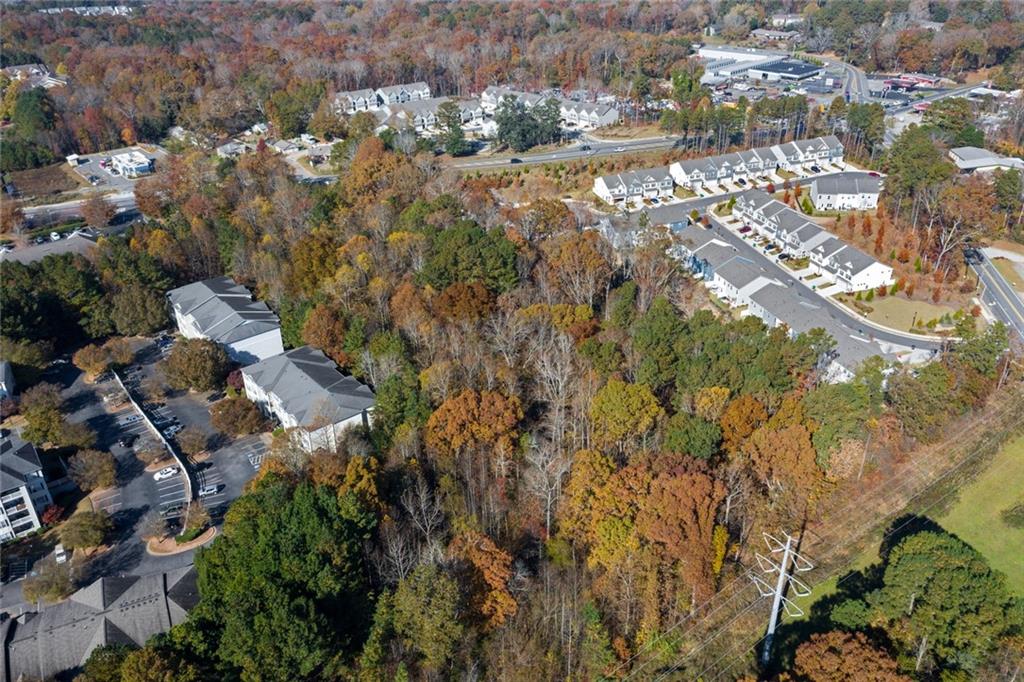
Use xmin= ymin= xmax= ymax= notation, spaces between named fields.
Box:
xmin=812 ymin=175 xmax=880 ymax=196
xmin=715 ymin=257 xmax=763 ymax=290
xmin=167 ymin=277 xmax=281 ymax=345
xmin=4 ymin=566 xmax=198 ymax=682
xmin=243 ymin=346 xmax=375 ymax=428
xmin=0 ymin=431 xmax=41 ymax=493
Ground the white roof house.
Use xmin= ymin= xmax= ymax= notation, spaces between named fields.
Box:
xmin=166 ymin=277 xmax=284 ymax=364
xmin=948 ymin=147 xmax=1024 ymax=174
xmin=242 ymin=346 xmax=375 ymax=453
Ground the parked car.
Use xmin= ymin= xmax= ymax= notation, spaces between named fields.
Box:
xmin=117 ymin=435 xmax=137 ymax=448
xmin=121 ymin=415 xmax=142 ymax=425
xmin=868 ymin=171 xmax=880 ymax=177
xmin=0 ymin=244 xmax=13 ymax=254
xmin=154 ymin=466 xmax=179 ymax=481
xmin=738 ymin=226 xmax=752 ymax=234
xmin=778 ymin=253 xmax=791 ymax=260
xmin=198 ymin=484 xmax=221 ymax=498
xmin=206 ymin=392 xmax=225 ymax=403
xmin=33 ymin=236 xmax=47 ymax=245
xmin=165 ymin=425 xmax=183 ymax=437
xmin=736 ymin=178 xmax=747 ymax=186
xmin=161 ymin=504 xmax=185 ymax=518
xmin=810 ymin=165 xmax=822 ymax=173
xmin=54 ymin=544 xmax=67 ymax=564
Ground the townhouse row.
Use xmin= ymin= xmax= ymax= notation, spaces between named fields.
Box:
xmin=333 ymin=82 xmax=433 ymax=114
xmin=593 ymin=135 xmax=845 ymax=207
xmin=480 ymin=86 xmax=621 ymax=130
xmin=166 ymin=277 xmax=374 ymax=453
xmin=668 ymin=223 xmax=888 ymax=384
xmin=732 ymin=189 xmax=893 ymax=293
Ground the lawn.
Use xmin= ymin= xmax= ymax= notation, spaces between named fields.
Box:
xmin=992 ymin=257 xmax=1024 ymax=293
xmin=592 ymin=123 xmax=665 ymax=140
xmin=7 ymin=163 xmax=85 ymax=199
xmin=835 ymin=293 xmax=965 ymax=333
xmin=938 ymin=434 xmax=1024 ymax=595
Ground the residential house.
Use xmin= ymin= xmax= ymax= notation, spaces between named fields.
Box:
xmin=215 ymin=141 xmax=250 ymax=159
xmin=2 ymin=566 xmax=199 ymax=681
xmin=593 ymin=167 xmax=674 ymax=206
xmin=333 ymin=88 xmax=379 ymax=114
xmin=166 ymin=277 xmax=284 ymax=364
xmin=375 ymin=82 xmax=431 ymax=107
xmin=0 ymin=430 xmax=53 ymax=541
xmin=480 ymin=86 xmax=547 ymax=113
xmin=110 ymin=151 xmax=154 ymax=178
xmin=1 ymin=63 xmax=66 ymax=89
xmin=948 ymin=146 xmax=1024 ymax=174
xmin=242 ymin=346 xmax=375 ymax=453
xmin=771 ymin=13 xmax=805 ymax=28
xmin=0 ymin=361 xmax=14 ymax=399
xmin=559 ymin=100 xmax=620 ymax=129
xmin=670 ymin=137 xmax=844 ymax=188
xmin=734 ymin=189 xmax=893 ymax=292
xmin=811 ymin=175 xmax=881 ymax=211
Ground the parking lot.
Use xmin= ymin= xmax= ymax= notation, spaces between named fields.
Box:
xmin=68 ymin=145 xmax=166 ymax=191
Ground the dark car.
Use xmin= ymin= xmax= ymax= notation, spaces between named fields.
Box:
xmin=778 ymin=253 xmax=791 ymax=261
xmin=810 ymin=165 xmax=822 ymax=173
xmin=161 ymin=504 xmax=185 ymax=518
xmin=509 ymin=158 xmax=522 ymax=164
xmin=579 ymin=144 xmax=592 ymax=151
xmin=117 ymin=435 xmax=137 ymax=448
xmin=736 ymin=178 xmax=747 ymax=186
xmin=868 ymin=171 xmax=880 ymax=177
xmin=738 ymin=226 xmax=752 ymax=234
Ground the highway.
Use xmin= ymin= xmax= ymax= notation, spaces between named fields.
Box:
xmin=23 ymin=191 xmax=137 ymax=223
xmin=972 ymin=251 xmax=1024 ymax=340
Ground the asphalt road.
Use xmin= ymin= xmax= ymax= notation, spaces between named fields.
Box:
xmin=23 ymin=190 xmax=137 ymax=223
xmin=972 ymin=252 xmax=1024 ymax=340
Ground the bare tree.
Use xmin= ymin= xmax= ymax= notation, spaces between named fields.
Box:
xmin=399 ymin=475 xmax=445 ymax=561
xmin=524 ymin=436 xmax=571 ymax=538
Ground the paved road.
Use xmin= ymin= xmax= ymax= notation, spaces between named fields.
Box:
xmin=23 ymin=190 xmax=137 ymax=223
xmin=882 ymin=84 xmax=977 ymax=146
xmin=972 ymin=251 xmax=1024 ymax=340
xmin=452 ymin=135 xmax=678 ymax=170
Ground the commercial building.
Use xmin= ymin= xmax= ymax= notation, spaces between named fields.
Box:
xmin=593 ymin=167 xmax=674 ymax=206
xmin=242 ymin=346 xmax=375 ymax=453
xmin=0 ymin=430 xmax=53 ymax=541
xmin=746 ymin=59 xmax=823 ymax=82
xmin=166 ymin=277 xmax=284 ymax=365
xmin=948 ymin=146 xmax=1024 ymax=174
xmin=750 ymin=28 xmax=802 ymax=44
xmin=1 ymin=566 xmax=198 ymax=681
xmin=109 ymin=151 xmax=154 ymax=178
xmin=810 ymin=175 xmax=881 ymax=211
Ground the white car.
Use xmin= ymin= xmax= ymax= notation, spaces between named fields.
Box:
xmin=198 ymin=484 xmax=220 ymax=498
xmin=49 ymin=232 xmax=61 ymax=241
xmin=54 ymin=543 xmax=67 ymax=564
xmin=153 ymin=466 xmax=179 ymax=481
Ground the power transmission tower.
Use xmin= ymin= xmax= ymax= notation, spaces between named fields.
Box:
xmin=749 ymin=531 xmax=814 ymax=666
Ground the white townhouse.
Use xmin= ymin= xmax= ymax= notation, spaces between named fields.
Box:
xmin=242 ymin=346 xmax=375 ymax=453
xmin=708 ymin=257 xmax=778 ymax=306
xmin=0 ymin=431 xmax=54 ymax=541
xmin=334 ymin=88 xmax=379 ymax=114
xmin=559 ymin=100 xmax=620 ymax=129
xmin=375 ymin=82 xmax=431 ymax=107
xmin=593 ymin=167 xmax=674 ymax=206
xmin=481 ymin=86 xmax=548 ymax=113
xmin=811 ymin=175 xmax=881 ymax=211
xmin=382 ymin=97 xmax=485 ymax=135
xmin=166 ymin=277 xmax=284 ymax=365
xmin=670 ymin=137 xmax=845 ymax=189
xmin=734 ymin=189 xmax=893 ymax=292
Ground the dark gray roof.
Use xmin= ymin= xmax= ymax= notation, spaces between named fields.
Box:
xmin=812 ymin=175 xmax=880 ymax=196
xmin=693 ymin=242 xmax=741 ymax=269
xmin=167 ymin=277 xmax=281 ymax=345
xmin=0 ymin=431 xmax=41 ymax=493
xmin=715 ymin=257 xmax=764 ymax=289
xmin=750 ymin=59 xmax=821 ymax=78
xmin=4 ymin=566 xmax=198 ymax=682
xmin=242 ymin=346 xmax=375 ymax=428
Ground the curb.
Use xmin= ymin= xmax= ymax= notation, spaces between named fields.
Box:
xmin=145 ymin=527 xmax=218 ymax=556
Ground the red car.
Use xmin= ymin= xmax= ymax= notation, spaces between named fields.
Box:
xmin=868 ymin=171 xmax=880 ymax=177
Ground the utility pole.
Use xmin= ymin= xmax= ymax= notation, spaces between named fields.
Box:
xmin=750 ymin=531 xmax=814 ymax=666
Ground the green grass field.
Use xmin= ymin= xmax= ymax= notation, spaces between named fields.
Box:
xmin=938 ymin=434 xmax=1024 ymax=595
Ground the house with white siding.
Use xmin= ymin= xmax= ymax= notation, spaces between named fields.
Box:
xmin=166 ymin=277 xmax=284 ymax=365
xmin=593 ymin=167 xmax=674 ymax=206
xmin=733 ymin=189 xmax=893 ymax=292
xmin=811 ymin=175 xmax=881 ymax=211
xmin=0 ymin=431 xmax=53 ymax=541
xmin=333 ymin=88 xmax=379 ymax=114
xmin=559 ymin=100 xmax=620 ymax=129
xmin=242 ymin=346 xmax=375 ymax=453
xmin=375 ymin=82 xmax=431 ymax=107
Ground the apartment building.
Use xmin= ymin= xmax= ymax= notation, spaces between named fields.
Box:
xmin=166 ymin=277 xmax=284 ymax=365
xmin=1 ymin=431 xmax=53 ymax=541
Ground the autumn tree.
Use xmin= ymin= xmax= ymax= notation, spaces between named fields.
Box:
xmin=210 ymin=397 xmax=267 ymax=435
xmin=792 ymin=631 xmax=909 ymax=682
xmin=539 ymin=230 xmax=614 ymax=307
xmin=424 ymin=389 xmax=523 ymax=467
xmin=82 ymin=194 xmax=116 ymax=229
xmin=21 ymin=557 xmax=74 ymax=604
xmin=450 ymin=529 xmax=518 ymax=629
xmin=301 ymin=303 xmax=350 ymax=366
xmin=175 ymin=426 xmax=208 ymax=456
xmin=72 ymin=343 xmax=111 ymax=380
xmin=392 ymin=564 xmax=463 ymax=673
xmin=60 ymin=510 xmax=112 ymax=549
xmin=161 ymin=338 xmax=229 ymax=391
xmin=110 ymin=285 xmax=168 ymax=336
xmin=68 ymin=449 xmax=117 ymax=492
xmin=719 ymin=395 xmax=768 ymax=455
